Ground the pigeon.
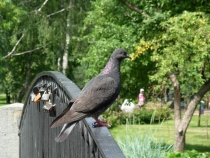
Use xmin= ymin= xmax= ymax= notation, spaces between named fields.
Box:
xmin=50 ymin=48 xmax=131 ymax=142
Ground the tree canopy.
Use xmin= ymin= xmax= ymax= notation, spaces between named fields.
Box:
xmin=2 ymin=0 xmax=210 ymax=101
xmin=0 ymin=0 xmax=90 ymax=101
xmin=78 ymin=0 xmax=210 ymax=100
xmin=149 ymin=11 xmax=210 ymax=95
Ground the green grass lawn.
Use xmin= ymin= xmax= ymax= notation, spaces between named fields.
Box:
xmin=0 ymin=94 xmax=6 ymax=106
xmin=109 ymin=113 xmax=210 ymax=156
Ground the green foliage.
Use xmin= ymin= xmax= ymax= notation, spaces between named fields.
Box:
xmin=102 ymin=103 xmax=171 ymax=127
xmin=78 ymin=0 xmax=161 ymax=98
xmin=0 ymin=0 xmax=91 ymax=100
xmin=2 ymin=0 xmax=209 ymax=102
xmin=0 ymin=0 xmax=27 ymax=95
xmin=0 ymin=0 xmax=26 ymax=54
xmin=78 ymin=0 xmax=210 ymax=100
xmin=166 ymin=150 xmax=208 ymax=158
xmin=0 ymin=0 xmax=26 ymax=30
xmin=150 ymin=11 xmax=210 ymax=95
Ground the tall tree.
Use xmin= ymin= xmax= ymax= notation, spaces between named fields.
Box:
xmin=0 ymin=0 xmax=26 ymax=101
xmin=148 ymin=12 xmax=210 ymax=152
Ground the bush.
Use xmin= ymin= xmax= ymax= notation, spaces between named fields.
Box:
xmin=102 ymin=103 xmax=171 ymax=128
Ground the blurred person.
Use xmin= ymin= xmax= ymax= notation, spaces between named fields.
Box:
xmin=138 ymin=88 xmax=145 ymax=107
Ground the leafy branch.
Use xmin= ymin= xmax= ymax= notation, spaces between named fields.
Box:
xmin=119 ymin=0 xmax=150 ymax=18
xmin=47 ymin=8 xmax=66 ymax=18
xmin=11 ymin=45 xmax=46 ymax=56
xmin=3 ymin=33 xmax=25 ymax=59
xmin=38 ymin=0 xmax=49 ymax=12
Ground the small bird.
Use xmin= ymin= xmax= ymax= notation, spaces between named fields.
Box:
xmin=50 ymin=48 xmax=130 ymax=142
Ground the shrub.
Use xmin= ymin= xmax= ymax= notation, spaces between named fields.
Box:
xmin=116 ymin=128 xmax=173 ymax=158
xmin=102 ymin=104 xmax=171 ymax=128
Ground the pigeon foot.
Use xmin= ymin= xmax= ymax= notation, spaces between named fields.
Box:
xmin=92 ymin=117 xmax=108 ymax=127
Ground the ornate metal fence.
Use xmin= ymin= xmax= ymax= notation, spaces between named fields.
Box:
xmin=19 ymin=71 xmax=125 ymax=158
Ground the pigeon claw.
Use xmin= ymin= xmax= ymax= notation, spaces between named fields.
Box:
xmin=92 ymin=118 xmax=108 ymax=128
xmin=92 ymin=121 xmax=108 ymax=128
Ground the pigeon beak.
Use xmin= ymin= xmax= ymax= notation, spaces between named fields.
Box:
xmin=126 ymin=54 xmax=131 ymax=59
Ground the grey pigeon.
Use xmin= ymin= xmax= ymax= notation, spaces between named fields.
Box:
xmin=50 ymin=48 xmax=130 ymax=142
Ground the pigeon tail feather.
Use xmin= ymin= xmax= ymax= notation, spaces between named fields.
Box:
xmin=55 ymin=122 xmax=76 ymax=142
xmin=50 ymin=110 xmax=86 ymax=128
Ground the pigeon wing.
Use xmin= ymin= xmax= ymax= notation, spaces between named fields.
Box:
xmin=72 ymin=75 xmax=118 ymax=113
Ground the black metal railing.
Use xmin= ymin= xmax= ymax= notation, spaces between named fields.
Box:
xmin=19 ymin=71 xmax=125 ymax=158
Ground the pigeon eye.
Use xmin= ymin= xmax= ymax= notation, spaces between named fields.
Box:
xmin=121 ymin=52 xmax=125 ymax=55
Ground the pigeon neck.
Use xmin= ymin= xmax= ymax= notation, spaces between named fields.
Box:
xmin=101 ymin=57 xmax=120 ymax=75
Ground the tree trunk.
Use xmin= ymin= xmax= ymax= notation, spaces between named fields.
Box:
xmin=17 ymin=53 xmax=31 ymax=102
xmin=169 ymin=75 xmax=210 ymax=152
xmin=169 ymin=73 xmax=184 ymax=151
xmin=13 ymin=94 xmax=17 ymax=103
xmin=6 ymin=89 xmax=10 ymax=104
xmin=58 ymin=56 xmax=61 ymax=71
xmin=62 ymin=0 xmax=72 ymax=75
xmin=174 ymin=130 xmax=185 ymax=152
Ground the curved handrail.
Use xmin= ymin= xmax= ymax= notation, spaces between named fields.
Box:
xmin=19 ymin=71 xmax=80 ymax=128
xmin=19 ymin=71 xmax=125 ymax=158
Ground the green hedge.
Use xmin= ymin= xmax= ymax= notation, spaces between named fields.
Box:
xmin=102 ymin=104 xmax=171 ymax=128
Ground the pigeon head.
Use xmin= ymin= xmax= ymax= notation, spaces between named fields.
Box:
xmin=111 ymin=48 xmax=131 ymax=61
xmin=101 ymin=48 xmax=130 ymax=75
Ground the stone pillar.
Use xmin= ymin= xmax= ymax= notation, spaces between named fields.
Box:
xmin=0 ymin=103 xmax=23 ymax=158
